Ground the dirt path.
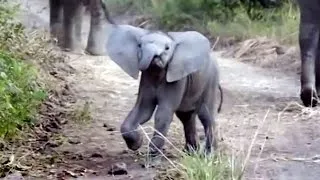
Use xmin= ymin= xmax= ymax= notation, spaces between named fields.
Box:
xmin=16 ymin=1 xmax=320 ymax=180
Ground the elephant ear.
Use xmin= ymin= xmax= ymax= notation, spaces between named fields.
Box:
xmin=106 ymin=25 xmax=148 ymax=79
xmin=166 ymin=31 xmax=211 ymax=82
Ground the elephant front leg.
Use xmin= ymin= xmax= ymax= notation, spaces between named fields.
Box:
xmin=86 ymin=0 xmax=109 ymax=55
xmin=149 ymin=106 xmax=174 ymax=156
xmin=120 ymin=97 xmax=156 ymax=151
xmin=62 ymin=1 xmax=85 ymax=53
xmin=299 ymin=22 xmax=319 ymax=107
xmin=49 ymin=0 xmax=63 ymax=46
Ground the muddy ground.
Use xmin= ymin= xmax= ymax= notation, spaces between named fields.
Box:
xmin=4 ymin=0 xmax=320 ymax=180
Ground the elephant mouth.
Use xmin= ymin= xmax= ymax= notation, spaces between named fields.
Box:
xmin=151 ymin=57 xmax=165 ymax=68
xmin=139 ymin=56 xmax=165 ymax=71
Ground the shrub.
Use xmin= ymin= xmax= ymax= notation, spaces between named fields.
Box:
xmin=0 ymin=2 xmax=47 ymax=139
xmin=0 ymin=51 xmax=46 ymax=138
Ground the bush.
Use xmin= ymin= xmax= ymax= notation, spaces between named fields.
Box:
xmin=0 ymin=2 xmax=47 ymax=139
xmin=0 ymin=52 xmax=46 ymax=138
xmin=208 ymin=1 xmax=299 ymax=44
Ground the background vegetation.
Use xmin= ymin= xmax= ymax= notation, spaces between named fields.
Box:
xmin=107 ymin=0 xmax=299 ymax=44
xmin=0 ymin=3 xmax=51 ymax=139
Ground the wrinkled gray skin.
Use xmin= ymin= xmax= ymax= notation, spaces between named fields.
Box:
xmin=105 ymin=15 xmax=223 ymax=155
xmin=49 ymin=0 xmax=113 ymax=55
xmin=297 ymin=0 xmax=320 ymax=107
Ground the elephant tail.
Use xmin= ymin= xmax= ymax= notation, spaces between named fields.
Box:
xmin=217 ymin=84 xmax=223 ymax=113
xmin=100 ymin=0 xmax=116 ymax=25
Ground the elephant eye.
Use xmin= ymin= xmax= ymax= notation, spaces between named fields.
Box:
xmin=138 ymin=43 xmax=142 ymax=48
xmin=165 ymin=45 xmax=170 ymax=50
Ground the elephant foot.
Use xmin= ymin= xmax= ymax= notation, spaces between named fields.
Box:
xmin=64 ymin=47 xmax=85 ymax=55
xmin=183 ymin=143 xmax=199 ymax=155
xmin=300 ymin=86 xmax=318 ymax=107
xmin=121 ymin=130 xmax=143 ymax=151
xmin=85 ymin=45 xmax=106 ymax=56
xmin=62 ymin=41 xmax=85 ymax=54
xmin=50 ymin=23 xmax=64 ymax=47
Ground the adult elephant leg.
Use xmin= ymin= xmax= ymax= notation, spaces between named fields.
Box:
xmin=315 ymin=34 xmax=320 ymax=97
xmin=176 ymin=110 xmax=199 ymax=153
xmin=298 ymin=0 xmax=320 ymax=107
xmin=49 ymin=0 xmax=63 ymax=46
xmin=299 ymin=22 xmax=319 ymax=107
xmin=86 ymin=0 xmax=109 ymax=55
xmin=62 ymin=0 xmax=85 ymax=53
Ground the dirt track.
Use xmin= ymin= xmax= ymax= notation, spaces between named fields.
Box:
xmin=15 ymin=0 xmax=320 ymax=179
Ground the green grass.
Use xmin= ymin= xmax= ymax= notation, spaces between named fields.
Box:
xmin=0 ymin=51 xmax=46 ymax=138
xmin=0 ymin=2 xmax=48 ymax=139
xmin=207 ymin=1 xmax=299 ymax=44
xmin=180 ymin=152 xmax=242 ymax=180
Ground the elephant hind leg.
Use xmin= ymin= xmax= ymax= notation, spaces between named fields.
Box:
xmin=176 ymin=110 xmax=199 ymax=153
xmin=198 ymin=104 xmax=216 ymax=155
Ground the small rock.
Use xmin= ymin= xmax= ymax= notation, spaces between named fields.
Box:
xmin=108 ymin=162 xmax=128 ymax=175
xmin=5 ymin=172 xmax=24 ymax=180
xmin=71 ymin=153 xmax=83 ymax=160
xmin=106 ymin=127 xmax=116 ymax=132
xmin=49 ymin=169 xmax=57 ymax=175
xmin=103 ymin=123 xmax=116 ymax=131
xmin=91 ymin=153 xmax=103 ymax=158
xmin=68 ymin=138 xmax=81 ymax=144
xmin=0 ymin=141 xmax=5 ymax=150
xmin=62 ymin=170 xmax=77 ymax=178
xmin=46 ymin=141 xmax=60 ymax=148
xmin=120 ymin=150 xmax=129 ymax=154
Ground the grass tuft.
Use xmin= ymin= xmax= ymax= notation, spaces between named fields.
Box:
xmin=180 ymin=152 xmax=242 ymax=180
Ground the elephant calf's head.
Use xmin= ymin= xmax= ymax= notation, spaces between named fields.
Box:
xmin=106 ymin=25 xmax=211 ymax=83
xmin=137 ymin=32 xmax=176 ymax=71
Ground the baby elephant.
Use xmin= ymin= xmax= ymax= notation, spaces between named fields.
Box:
xmin=106 ymin=23 xmax=223 ymax=154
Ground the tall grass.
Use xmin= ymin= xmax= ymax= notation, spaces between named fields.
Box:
xmin=179 ymin=152 xmax=242 ymax=180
